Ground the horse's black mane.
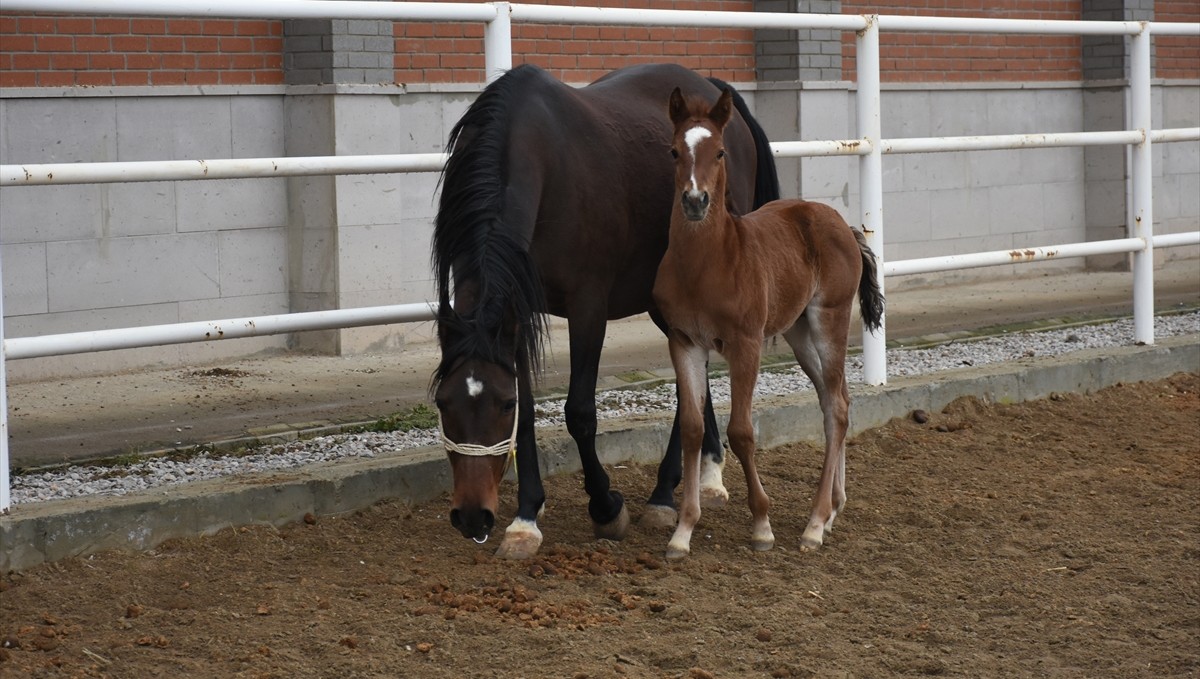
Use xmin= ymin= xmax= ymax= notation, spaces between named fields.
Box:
xmin=431 ymin=64 xmax=548 ymax=388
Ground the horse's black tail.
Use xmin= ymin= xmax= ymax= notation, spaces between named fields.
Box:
xmin=707 ymin=77 xmax=780 ymax=210
xmin=853 ymin=229 xmax=885 ymax=334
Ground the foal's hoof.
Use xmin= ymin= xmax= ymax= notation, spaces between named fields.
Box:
xmin=799 ymin=527 xmax=824 ymax=553
xmin=639 ymin=504 xmax=678 ymax=529
xmin=593 ymin=503 xmax=631 ymax=541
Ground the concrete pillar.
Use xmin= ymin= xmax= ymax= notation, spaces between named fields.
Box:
xmin=1082 ymin=0 xmax=1154 ymax=270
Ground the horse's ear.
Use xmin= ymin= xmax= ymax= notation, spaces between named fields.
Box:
xmin=668 ymin=87 xmax=688 ymax=126
xmin=709 ymin=88 xmax=734 ymax=129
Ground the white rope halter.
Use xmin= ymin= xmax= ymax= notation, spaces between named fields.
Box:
xmin=438 ymin=380 xmax=519 ymax=463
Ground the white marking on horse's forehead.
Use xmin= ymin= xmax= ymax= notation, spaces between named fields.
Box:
xmin=466 ymin=374 xmax=484 ymax=398
xmin=684 ymin=126 xmax=712 ymax=155
xmin=683 ymin=125 xmax=712 ymax=194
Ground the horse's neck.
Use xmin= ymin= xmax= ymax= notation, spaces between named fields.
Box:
xmin=667 ymin=207 xmax=740 ymax=260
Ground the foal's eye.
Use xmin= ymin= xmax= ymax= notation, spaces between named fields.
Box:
xmin=670 ymin=148 xmax=679 ymax=159
xmin=717 ymin=149 xmax=726 ymax=159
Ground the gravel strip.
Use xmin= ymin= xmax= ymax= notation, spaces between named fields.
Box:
xmin=11 ymin=312 xmax=1199 ymax=505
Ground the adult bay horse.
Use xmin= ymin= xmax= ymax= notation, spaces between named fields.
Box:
xmin=653 ymin=87 xmax=884 ymax=559
xmin=431 ymin=64 xmax=779 ymax=559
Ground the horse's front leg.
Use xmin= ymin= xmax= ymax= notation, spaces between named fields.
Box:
xmin=496 ymin=365 xmax=546 ymax=559
xmin=724 ymin=340 xmax=773 ymax=552
xmin=565 ymin=312 xmax=630 ymax=541
xmin=666 ymin=337 xmax=709 ymax=559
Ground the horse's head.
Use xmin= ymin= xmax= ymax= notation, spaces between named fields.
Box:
xmin=434 ymin=353 xmax=519 ymax=543
xmin=668 ymin=86 xmax=735 ymax=223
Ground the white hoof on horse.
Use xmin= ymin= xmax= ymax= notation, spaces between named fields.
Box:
xmin=495 ymin=518 xmax=543 ymax=560
xmin=699 ymin=456 xmax=729 ymax=507
xmin=593 ymin=503 xmax=631 ymax=541
xmin=665 ymin=527 xmax=693 ymax=560
xmin=665 ymin=541 xmax=691 ymax=560
xmin=639 ymin=504 xmax=678 ymax=529
xmin=799 ymin=522 xmax=825 ymax=552
xmin=751 ymin=522 xmax=775 ymax=552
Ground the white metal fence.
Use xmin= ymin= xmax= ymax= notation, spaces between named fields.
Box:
xmin=1 ymin=0 xmax=1198 ymax=512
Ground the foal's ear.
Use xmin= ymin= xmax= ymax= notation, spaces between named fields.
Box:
xmin=668 ymin=87 xmax=689 ymax=126
xmin=709 ymin=88 xmax=734 ymax=129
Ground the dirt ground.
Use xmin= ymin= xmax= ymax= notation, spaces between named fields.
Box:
xmin=2 ymin=373 xmax=1197 ymax=679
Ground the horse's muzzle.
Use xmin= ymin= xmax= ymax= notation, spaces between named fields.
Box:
xmin=450 ymin=507 xmax=495 ymax=542
xmin=681 ymin=190 xmax=709 ymax=222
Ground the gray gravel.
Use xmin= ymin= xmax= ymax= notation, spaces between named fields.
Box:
xmin=11 ymin=312 xmax=1199 ymax=505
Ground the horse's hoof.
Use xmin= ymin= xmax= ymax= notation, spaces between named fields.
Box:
xmin=593 ymin=503 xmax=631 ymax=541
xmin=752 ymin=537 xmax=775 ymax=552
xmin=665 ymin=543 xmax=690 ymax=560
xmin=495 ymin=520 xmax=543 ymax=559
xmin=752 ymin=524 xmax=775 ymax=552
xmin=700 ymin=486 xmax=729 ymax=508
xmin=800 ymin=522 xmax=824 ymax=552
xmin=640 ymin=504 xmax=678 ymax=529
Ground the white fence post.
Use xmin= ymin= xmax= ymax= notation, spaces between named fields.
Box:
xmin=486 ymin=2 xmax=513 ymax=82
xmin=1130 ymin=24 xmax=1155 ymax=345
xmin=1 ymin=250 xmax=10 ymax=513
xmin=857 ymin=15 xmax=887 ymax=385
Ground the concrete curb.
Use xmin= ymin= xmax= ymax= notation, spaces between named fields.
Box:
xmin=3 ymin=335 xmax=1197 ymax=572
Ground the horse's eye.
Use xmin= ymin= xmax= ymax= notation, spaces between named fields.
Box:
xmin=670 ymin=148 xmax=679 ymax=159
xmin=717 ymin=149 xmax=726 ymax=159
xmin=502 ymin=399 xmax=517 ymax=414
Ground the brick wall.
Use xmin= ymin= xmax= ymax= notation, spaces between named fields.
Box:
xmin=0 ymin=15 xmax=283 ymax=87
xmin=394 ymin=0 xmax=756 ymax=84
xmin=1157 ymin=0 xmax=1200 ymax=79
xmin=841 ymin=1 xmax=1082 ymax=82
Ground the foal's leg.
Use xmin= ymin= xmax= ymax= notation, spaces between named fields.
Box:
xmin=782 ymin=308 xmax=852 ymax=551
xmin=724 ymin=339 xmax=774 ymax=552
xmin=665 ymin=337 xmax=710 ymax=559
xmin=645 ymin=313 xmax=727 ymax=527
xmin=563 ymin=310 xmax=630 ymax=542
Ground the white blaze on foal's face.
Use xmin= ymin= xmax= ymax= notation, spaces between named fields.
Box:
xmin=466 ymin=374 xmax=484 ymax=398
xmin=684 ymin=125 xmax=712 ymax=193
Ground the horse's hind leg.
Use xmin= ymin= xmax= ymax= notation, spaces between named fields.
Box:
xmin=564 ymin=310 xmax=630 ymax=542
xmin=783 ymin=308 xmax=851 ymax=551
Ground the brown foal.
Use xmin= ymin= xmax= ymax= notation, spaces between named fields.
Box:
xmin=652 ymin=87 xmax=885 ymax=559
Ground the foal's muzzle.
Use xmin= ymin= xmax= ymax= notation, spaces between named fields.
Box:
xmin=681 ymin=190 xmax=710 ymax=221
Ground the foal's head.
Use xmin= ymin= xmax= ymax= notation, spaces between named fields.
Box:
xmin=668 ymin=86 xmax=735 ymax=223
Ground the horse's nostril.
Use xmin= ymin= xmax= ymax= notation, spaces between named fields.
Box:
xmin=700 ymin=192 xmax=709 ymax=206
xmin=450 ymin=507 xmax=495 ymax=541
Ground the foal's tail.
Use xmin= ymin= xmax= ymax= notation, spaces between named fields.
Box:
xmin=853 ymin=229 xmax=886 ymax=334
xmin=707 ymin=77 xmax=780 ymax=209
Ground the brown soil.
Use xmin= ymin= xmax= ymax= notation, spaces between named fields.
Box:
xmin=3 ymin=374 xmax=1198 ymax=679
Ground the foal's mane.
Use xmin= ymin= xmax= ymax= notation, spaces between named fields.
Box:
xmin=432 ymin=65 xmax=548 ymax=387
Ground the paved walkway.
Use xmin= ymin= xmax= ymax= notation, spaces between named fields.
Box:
xmin=6 ymin=260 xmax=1199 ymax=470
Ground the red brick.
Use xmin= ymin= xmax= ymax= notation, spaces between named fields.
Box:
xmin=113 ymin=71 xmax=150 ymax=86
xmin=162 ymin=54 xmax=197 ymax=69
xmin=252 ymin=37 xmax=282 ymax=53
xmin=219 ymin=36 xmax=254 ymax=52
xmin=35 ymin=35 xmax=74 ymax=52
xmin=253 ymin=70 xmax=284 ymax=84
xmin=51 ymin=53 xmax=89 ymax=69
xmin=56 ymin=17 xmax=94 ymax=33
xmin=74 ymin=36 xmax=111 ymax=52
xmin=89 ymin=54 xmax=126 ymax=69
xmin=37 ymin=71 xmax=75 ymax=87
xmin=130 ymin=19 xmax=166 ymax=34
xmin=1 ymin=35 xmax=37 ymax=51
xmin=111 ymin=36 xmax=148 ymax=52
xmin=76 ymin=71 xmax=114 ymax=86
xmin=167 ymin=19 xmax=204 ymax=35
xmin=0 ymin=16 xmax=18 ymax=32
xmin=94 ymin=18 xmax=131 ymax=34
xmin=147 ymin=36 xmax=184 ymax=52
xmin=185 ymin=71 xmax=219 ymax=85
xmin=0 ymin=72 xmax=38 ymax=87
xmin=183 ymin=36 xmax=219 ymax=52
xmin=12 ymin=53 xmax=50 ymax=69
xmin=125 ymin=53 xmax=163 ymax=69
xmin=220 ymin=70 xmax=254 ymax=84
xmin=150 ymin=71 xmax=186 ymax=85
xmin=18 ymin=17 xmax=56 ymax=33
xmin=201 ymin=20 xmax=237 ymax=36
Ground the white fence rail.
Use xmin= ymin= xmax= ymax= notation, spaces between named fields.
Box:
xmin=1 ymin=1 xmax=1198 ymax=512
